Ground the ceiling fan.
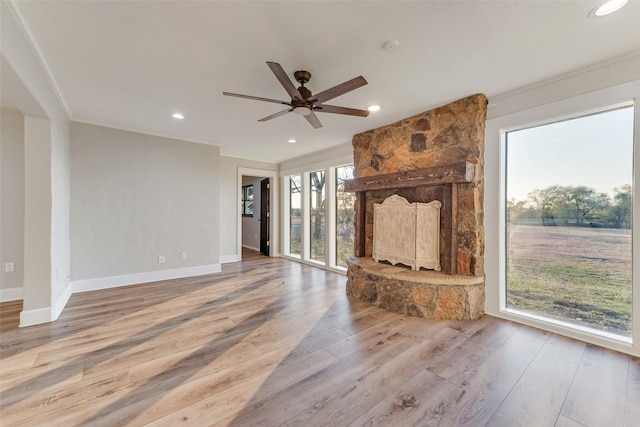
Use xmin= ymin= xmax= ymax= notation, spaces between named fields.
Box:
xmin=223 ymin=61 xmax=369 ymax=129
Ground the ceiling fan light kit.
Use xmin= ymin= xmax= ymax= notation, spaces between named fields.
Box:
xmin=293 ymin=106 xmax=312 ymax=116
xmin=223 ymin=61 xmax=370 ymax=129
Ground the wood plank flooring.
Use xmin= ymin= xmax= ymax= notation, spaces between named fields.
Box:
xmin=1 ymin=249 xmax=639 ymax=426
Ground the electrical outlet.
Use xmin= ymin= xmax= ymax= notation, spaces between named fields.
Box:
xmin=158 ymin=255 xmax=166 ymax=264
xmin=180 ymin=252 xmax=187 ymax=260
xmin=5 ymin=262 xmax=15 ymax=273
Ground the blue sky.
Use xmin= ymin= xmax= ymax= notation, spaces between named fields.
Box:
xmin=506 ymin=105 xmax=634 ymax=202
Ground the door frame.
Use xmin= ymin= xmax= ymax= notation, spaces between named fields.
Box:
xmin=237 ymin=167 xmax=279 ymax=259
xmin=259 ymin=178 xmax=270 ymax=256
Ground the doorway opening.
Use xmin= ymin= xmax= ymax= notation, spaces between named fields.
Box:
xmin=237 ymin=168 xmax=279 ymax=260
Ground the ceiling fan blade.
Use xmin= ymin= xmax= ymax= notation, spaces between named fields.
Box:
xmin=266 ymin=62 xmax=303 ymax=101
xmin=258 ymin=108 xmax=293 ymax=122
xmin=315 ymin=104 xmax=370 ymax=117
xmin=223 ymin=92 xmax=291 ymax=106
xmin=304 ymin=111 xmax=323 ymax=129
xmin=308 ymin=76 xmax=367 ymax=104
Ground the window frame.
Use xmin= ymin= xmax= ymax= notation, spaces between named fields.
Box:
xmin=335 ymin=164 xmax=356 ymax=269
xmin=281 ymin=161 xmax=355 ymax=273
xmin=485 ymin=80 xmax=640 ymax=357
xmin=503 ymin=103 xmax=634 ymax=341
xmin=241 ymin=184 xmax=253 ymax=217
xmin=286 ymin=175 xmax=302 ymax=258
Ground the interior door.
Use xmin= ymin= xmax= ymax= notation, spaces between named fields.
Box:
xmin=260 ymin=178 xmax=270 ymax=256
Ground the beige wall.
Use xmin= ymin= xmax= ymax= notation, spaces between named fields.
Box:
xmin=0 ymin=108 xmax=25 ymax=294
xmin=70 ymin=122 xmax=220 ymax=280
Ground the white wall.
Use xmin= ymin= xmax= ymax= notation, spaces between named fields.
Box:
xmin=50 ymin=114 xmax=71 ymax=311
xmin=241 ymin=176 xmax=262 ymax=251
xmin=279 ymin=141 xmax=353 ymax=176
xmin=219 ymin=156 xmax=278 ymax=262
xmin=0 ymin=108 xmax=25 ymax=300
xmin=70 ymin=122 xmax=220 ymax=286
xmin=22 ymin=116 xmax=53 ymax=312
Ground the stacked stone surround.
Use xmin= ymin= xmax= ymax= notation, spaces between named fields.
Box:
xmin=347 ymin=257 xmax=484 ymax=320
xmin=346 ymin=93 xmax=488 ymax=320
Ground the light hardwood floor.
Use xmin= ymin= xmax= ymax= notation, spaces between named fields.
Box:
xmin=1 ymin=250 xmax=639 ymax=426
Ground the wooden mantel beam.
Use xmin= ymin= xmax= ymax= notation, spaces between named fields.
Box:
xmin=344 ymin=162 xmax=474 ymax=193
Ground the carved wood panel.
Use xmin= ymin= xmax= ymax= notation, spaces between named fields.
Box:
xmin=373 ymin=195 xmax=441 ymax=271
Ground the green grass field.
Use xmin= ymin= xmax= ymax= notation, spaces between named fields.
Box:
xmin=506 ymin=224 xmax=632 ymax=337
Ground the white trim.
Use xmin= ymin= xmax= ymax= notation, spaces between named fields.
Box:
xmin=72 ymin=118 xmax=220 ymax=149
xmin=20 ymin=306 xmax=52 ymax=327
xmin=282 ymin=175 xmax=292 ymax=256
xmin=220 ymin=254 xmax=241 ymax=264
xmin=242 ymin=244 xmax=260 ymax=252
xmin=326 ymin=165 xmax=338 ymax=269
xmin=71 ymin=264 xmax=222 ymax=293
xmin=0 ymin=287 xmax=23 ymax=302
xmin=280 ymin=254 xmax=348 ymax=276
xmin=301 ymin=172 xmax=310 ymax=260
xmin=488 ymin=50 xmax=640 ymax=120
xmin=52 ymin=281 xmax=73 ymax=321
xmin=491 ymin=311 xmax=633 ymax=357
xmin=5 ymin=0 xmax=72 ymax=119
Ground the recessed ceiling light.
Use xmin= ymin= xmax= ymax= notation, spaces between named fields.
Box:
xmin=288 ymin=139 xmax=297 ymax=144
xmin=367 ymin=105 xmax=382 ymax=112
xmin=172 ymin=113 xmax=184 ymax=119
xmin=589 ymin=0 xmax=628 ymax=17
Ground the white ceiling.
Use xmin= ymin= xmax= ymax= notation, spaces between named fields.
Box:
xmin=7 ymin=0 xmax=640 ymax=163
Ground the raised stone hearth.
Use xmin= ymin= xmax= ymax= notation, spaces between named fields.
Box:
xmin=345 ymin=94 xmax=487 ymax=320
xmin=347 ymin=257 xmax=484 ymax=320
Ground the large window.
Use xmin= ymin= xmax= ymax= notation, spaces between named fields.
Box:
xmin=505 ymin=105 xmax=634 ymax=339
xmin=289 ymin=175 xmax=301 ymax=256
xmin=309 ymin=170 xmax=326 ymax=262
xmin=283 ymin=163 xmax=356 ymax=271
xmin=336 ymin=165 xmax=355 ymax=267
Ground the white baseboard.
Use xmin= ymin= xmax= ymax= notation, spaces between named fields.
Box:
xmin=71 ymin=264 xmax=222 ymax=293
xmin=220 ymin=254 xmax=241 ymax=264
xmin=20 ymin=307 xmax=53 ymax=327
xmin=242 ymin=245 xmax=260 ymax=252
xmin=16 ymin=264 xmax=222 ymax=327
xmin=0 ymin=287 xmax=23 ymax=302
xmin=52 ymin=282 xmax=73 ymax=321
xmin=18 ymin=282 xmax=72 ymax=327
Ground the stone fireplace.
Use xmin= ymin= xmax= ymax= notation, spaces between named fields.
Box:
xmin=345 ymin=94 xmax=487 ymax=320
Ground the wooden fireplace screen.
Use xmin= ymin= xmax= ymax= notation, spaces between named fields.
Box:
xmin=344 ymin=161 xmax=474 ymax=275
